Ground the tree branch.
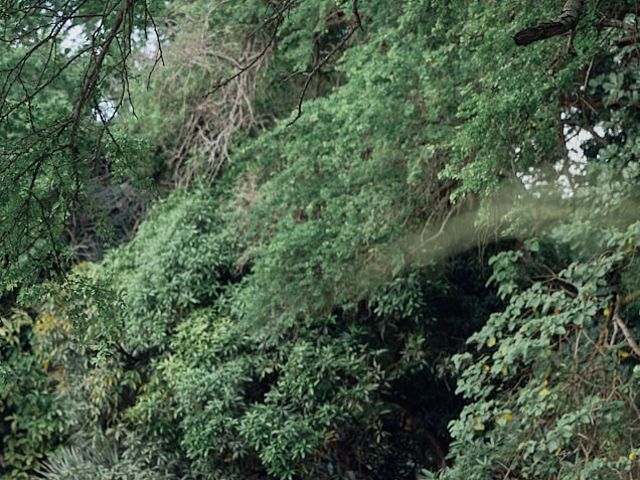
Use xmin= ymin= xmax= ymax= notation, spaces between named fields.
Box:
xmin=613 ymin=295 xmax=640 ymax=358
xmin=514 ymin=0 xmax=584 ymax=47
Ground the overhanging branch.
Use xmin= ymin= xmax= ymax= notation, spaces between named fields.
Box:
xmin=514 ymin=0 xmax=584 ymax=46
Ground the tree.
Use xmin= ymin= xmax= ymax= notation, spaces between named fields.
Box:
xmin=2 ymin=1 xmax=640 ymax=479
xmin=0 ymin=0 xmax=161 ymax=295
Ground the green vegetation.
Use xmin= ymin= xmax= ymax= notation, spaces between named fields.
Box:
xmin=1 ymin=1 xmax=639 ymax=478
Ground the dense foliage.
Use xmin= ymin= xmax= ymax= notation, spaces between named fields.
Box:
xmin=1 ymin=1 xmax=639 ymax=479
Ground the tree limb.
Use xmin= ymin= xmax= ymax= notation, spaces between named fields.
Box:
xmin=514 ymin=0 xmax=584 ymax=46
xmin=613 ymin=295 xmax=640 ymax=358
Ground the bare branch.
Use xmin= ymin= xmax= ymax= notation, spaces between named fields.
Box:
xmin=613 ymin=295 xmax=640 ymax=358
xmin=288 ymin=0 xmax=363 ymax=125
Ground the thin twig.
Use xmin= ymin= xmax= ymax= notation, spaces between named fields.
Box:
xmin=288 ymin=1 xmax=362 ymax=125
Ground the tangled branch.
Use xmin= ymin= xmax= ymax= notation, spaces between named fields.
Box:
xmin=152 ymin=9 xmax=271 ymax=186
